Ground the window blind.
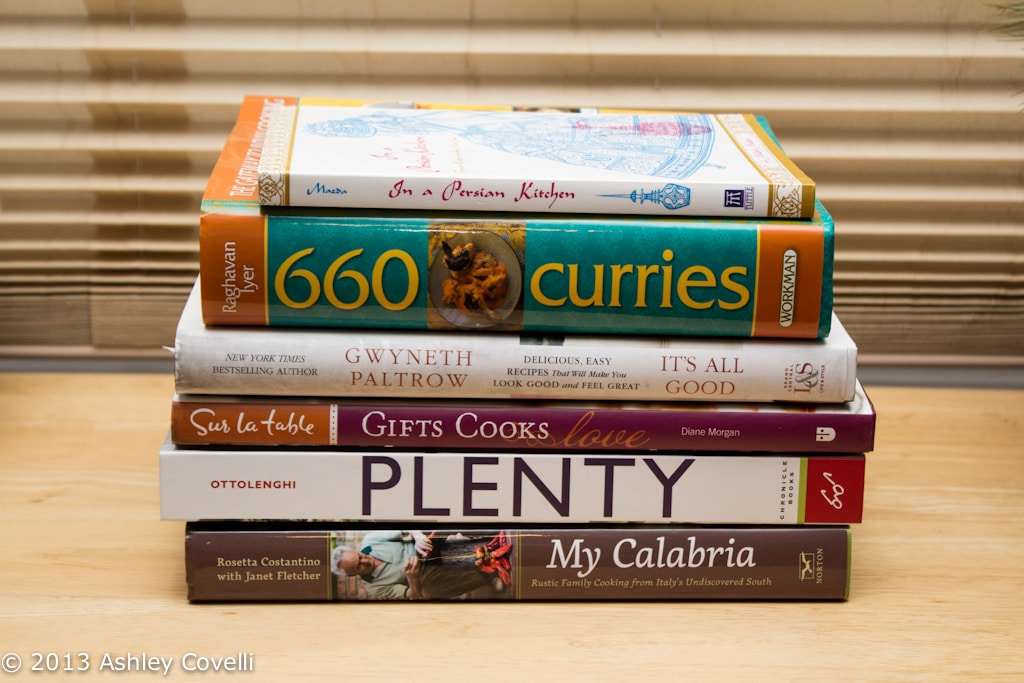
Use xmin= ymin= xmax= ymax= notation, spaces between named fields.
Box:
xmin=1 ymin=0 xmax=1021 ymax=363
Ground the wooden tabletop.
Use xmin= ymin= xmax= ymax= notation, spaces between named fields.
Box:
xmin=1 ymin=372 xmax=1021 ymax=681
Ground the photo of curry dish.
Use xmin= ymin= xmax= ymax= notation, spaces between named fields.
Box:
xmin=428 ymin=228 xmax=523 ymax=329
xmin=440 ymin=241 xmax=510 ymax=321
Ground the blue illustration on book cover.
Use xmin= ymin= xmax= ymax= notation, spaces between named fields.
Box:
xmin=301 ymin=110 xmax=716 ymax=181
xmin=257 ymin=103 xmax=814 ymax=217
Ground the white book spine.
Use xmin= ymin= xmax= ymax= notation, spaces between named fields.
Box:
xmin=174 ymin=281 xmax=857 ymax=403
xmin=159 ymin=439 xmax=863 ymax=524
xmin=257 ymin=104 xmax=813 ymax=218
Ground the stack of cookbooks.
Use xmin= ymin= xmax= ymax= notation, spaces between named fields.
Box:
xmin=160 ymin=95 xmax=875 ymax=602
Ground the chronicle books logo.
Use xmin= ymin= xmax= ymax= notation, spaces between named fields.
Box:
xmin=798 ymin=548 xmax=825 ymax=583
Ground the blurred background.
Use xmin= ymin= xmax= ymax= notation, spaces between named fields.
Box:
xmin=0 ymin=0 xmax=1021 ymax=382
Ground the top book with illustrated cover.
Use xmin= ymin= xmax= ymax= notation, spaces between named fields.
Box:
xmin=201 ymin=96 xmax=832 ymax=339
xmin=253 ymin=96 xmax=815 ymax=218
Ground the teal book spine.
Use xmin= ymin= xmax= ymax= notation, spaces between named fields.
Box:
xmin=200 ymin=204 xmax=834 ymax=339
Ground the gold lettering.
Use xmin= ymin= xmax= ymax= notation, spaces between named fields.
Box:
xmin=530 ymin=257 xmax=751 ymax=313
xmin=660 ymin=249 xmax=674 ymax=308
xmin=530 ymin=262 xmax=567 ymax=306
xmin=568 ymin=264 xmax=604 ymax=307
xmin=718 ymin=266 xmax=750 ymax=310
xmin=373 ymin=249 xmax=419 ymax=311
xmin=608 ymin=264 xmax=633 ymax=307
xmin=635 ymin=264 xmax=660 ymax=308
xmin=677 ymin=265 xmax=716 ymax=310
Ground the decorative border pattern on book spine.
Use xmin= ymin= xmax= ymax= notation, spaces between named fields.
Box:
xmin=257 ymin=104 xmax=296 ymax=206
xmin=718 ymin=113 xmax=804 ymax=218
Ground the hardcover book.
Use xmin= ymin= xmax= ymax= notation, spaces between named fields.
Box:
xmin=170 ymin=381 xmax=875 ymax=452
xmin=184 ymin=522 xmax=852 ymax=601
xmin=255 ymin=97 xmax=815 ymax=218
xmin=202 ymin=95 xmax=831 ymax=338
xmin=200 ymin=204 xmax=833 ymax=338
xmin=159 ymin=434 xmax=865 ymax=524
xmin=174 ymin=278 xmax=859 ymax=404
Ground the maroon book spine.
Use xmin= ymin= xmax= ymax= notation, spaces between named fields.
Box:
xmin=172 ymin=384 xmax=875 ymax=453
xmin=185 ymin=523 xmax=851 ymax=602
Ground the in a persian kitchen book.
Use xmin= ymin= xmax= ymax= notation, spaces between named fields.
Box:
xmin=254 ymin=96 xmax=815 ymax=218
xmin=202 ymin=96 xmax=830 ymax=338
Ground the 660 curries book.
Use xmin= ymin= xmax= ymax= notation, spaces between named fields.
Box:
xmin=202 ymin=96 xmax=831 ymax=338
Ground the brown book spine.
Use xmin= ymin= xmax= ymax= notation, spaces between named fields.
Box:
xmin=185 ymin=523 xmax=851 ymax=602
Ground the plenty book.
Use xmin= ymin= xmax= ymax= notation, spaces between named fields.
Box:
xmin=170 ymin=381 xmax=875 ymax=452
xmin=159 ymin=435 xmax=865 ymax=524
xmin=173 ymin=278 xmax=858 ymax=403
xmin=184 ymin=522 xmax=852 ymax=601
xmin=202 ymin=95 xmax=831 ymax=338
xmin=254 ymin=96 xmax=815 ymax=218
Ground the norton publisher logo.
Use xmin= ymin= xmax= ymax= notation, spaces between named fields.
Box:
xmin=799 ymin=548 xmax=826 ymax=584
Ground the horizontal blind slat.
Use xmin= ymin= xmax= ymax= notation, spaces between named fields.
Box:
xmin=0 ymin=0 xmax=1020 ymax=358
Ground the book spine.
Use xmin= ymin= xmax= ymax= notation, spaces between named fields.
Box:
xmin=273 ymin=169 xmax=811 ymax=218
xmin=198 ymin=205 xmax=833 ymax=339
xmin=201 ymin=96 xmax=296 ymax=208
xmin=159 ymin=444 xmax=865 ymax=524
xmin=170 ymin=394 xmax=876 ymax=453
xmin=184 ymin=523 xmax=852 ymax=601
xmin=174 ymin=282 xmax=858 ymax=403
xmin=204 ymin=96 xmax=521 ymax=209
xmin=258 ymin=106 xmax=815 ymax=219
